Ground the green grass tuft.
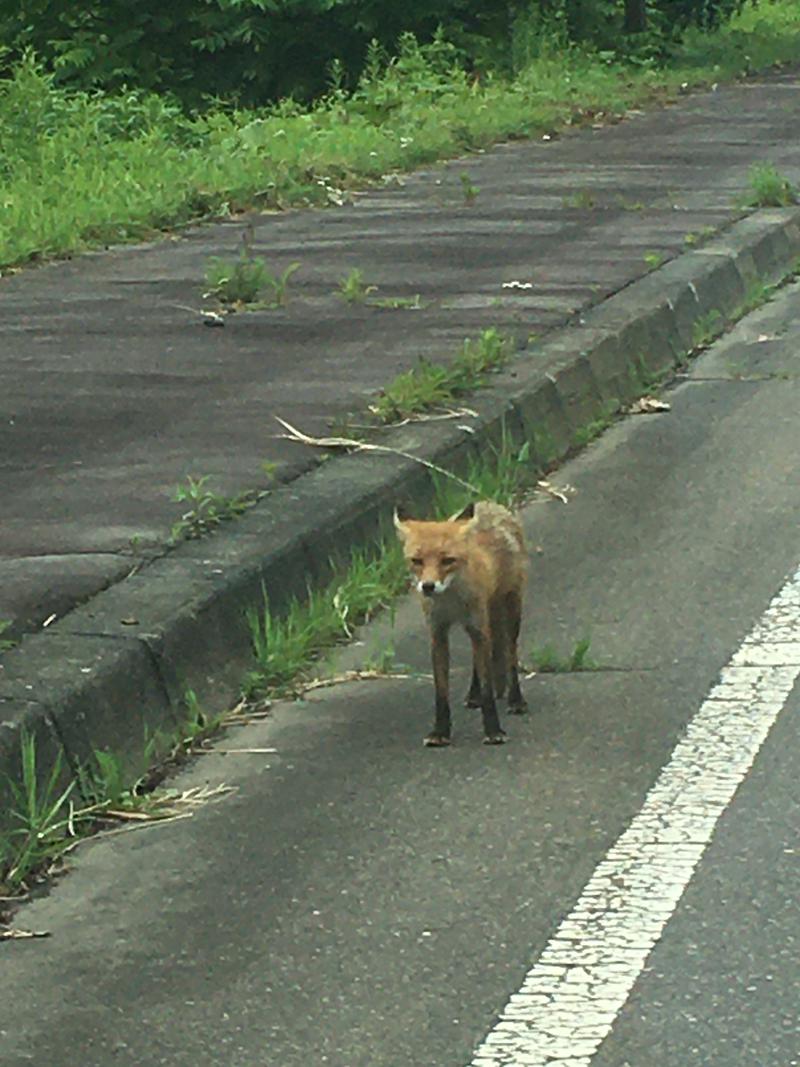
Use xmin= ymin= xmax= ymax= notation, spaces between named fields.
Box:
xmin=529 ymin=636 xmax=597 ymax=673
xmin=743 ymin=161 xmax=798 ymax=208
xmin=371 ymin=327 xmax=512 ymax=423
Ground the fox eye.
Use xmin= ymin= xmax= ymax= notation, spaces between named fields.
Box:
xmin=411 ymin=557 xmax=423 ymax=566
xmin=441 ymin=556 xmax=457 ymax=566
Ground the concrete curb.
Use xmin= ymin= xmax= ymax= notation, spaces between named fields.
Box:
xmin=2 ymin=206 xmax=799 ymax=815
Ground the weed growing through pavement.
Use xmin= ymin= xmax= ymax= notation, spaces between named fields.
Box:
xmin=432 ymin=429 xmax=539 ymax=518
xmin=170 ymin=475 xmax=262 ymax=542
xmin=371 ymin=327 xmax=511 ymax=423
xmin=460 ymin=173 xmax=479 ymax=205
xmin=205 ymin=252 xmax=269 ymax=305
xmin=0 ymin=620 xmax=16 ymax=652
xmin=529 ymin=636 xmax=597 ymax=673
xmin=205 ymin=255 xmax=300 ymax=308
xmin=371 ymin=294 xmax=425 ymax=310
xmin=684 ymin=225 xmax=717 ymax=247
xmin=743 ymin=162 xmax=798 ymax=208
xmin=0 ymin=697 xmax=231 ymax=898
xmin=692 ymin=308 xmax=725 ymax=349
xmin=1 ymin=737 xmax=76 ymax=893
xmin=360 ymin=640 xmax=399 ymax=675
xmin=563 ymin=189 xmax=596 ymax=210
xmin=730 ymin=277 xmax=778 ymax=320
xmin=244 ymin=546 xmax=409 ymax=698
xmin=337 ymin=267 xmax=377 ymax=304
xmin=643 ymin=251 xmax=664 ymax=271
xmin=572 ymin=405 xmax=618 ymax=449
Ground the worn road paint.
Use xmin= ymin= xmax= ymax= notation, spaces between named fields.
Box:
xmin=468 ymin=565 xmax=800 ymax=1067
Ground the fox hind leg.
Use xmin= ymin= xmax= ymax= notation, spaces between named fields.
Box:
xmin=505 ymin=591 xmax=528 ymax=715
xmin=489 ymin=597 xmax=509 ymax=700
xmin=467 ymin=623 xmax=506 ymax=744
xmin=464 ymin=664 xmax=481 ymax=708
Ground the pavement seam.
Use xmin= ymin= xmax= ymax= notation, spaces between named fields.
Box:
xmin=2 ymin=206 xmax=800 ymax=811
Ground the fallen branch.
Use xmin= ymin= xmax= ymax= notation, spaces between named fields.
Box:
xmin=275 ymin=415 xmax=481 ymax=495
xmin=363 ymin=406 xmax=479 ymax=428
xmin=1 ymin=928 xmax=51 ymax=940
xmin=197 ymin=747 xmax=278 ymax=755
xmin=536 ymin=479 xmax=575 ymax=504
xmin=300 ymin=668 xmax=417 ymax=694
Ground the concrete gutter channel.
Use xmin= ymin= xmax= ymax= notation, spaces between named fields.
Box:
xmin=1 ymin=206 xmax=799 ymax=814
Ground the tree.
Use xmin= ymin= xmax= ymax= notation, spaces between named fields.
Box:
xmin=623 ymin=0 xmax=648 ymax=33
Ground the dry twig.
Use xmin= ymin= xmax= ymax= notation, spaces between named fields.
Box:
xmin=1 ymin=928 xmax=51 ymax=940
xmin=275 ymin=416 xmax=481 ymax=495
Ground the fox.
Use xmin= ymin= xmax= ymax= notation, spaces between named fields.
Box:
xmin=394 ymin=500 xmax=528 ymax=747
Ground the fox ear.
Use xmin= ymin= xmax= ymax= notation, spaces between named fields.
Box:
xmin=393 ymin=506 xmax=410 ymax=538
xmin=452 ymin=502 xmax=476 ymax=521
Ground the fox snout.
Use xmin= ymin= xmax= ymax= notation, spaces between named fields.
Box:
xmin=418 ymin=577 xmax=452 ymax=597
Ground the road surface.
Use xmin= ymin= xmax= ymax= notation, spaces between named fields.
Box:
xmin=2 ymin=278 xmax=799 ymax=1066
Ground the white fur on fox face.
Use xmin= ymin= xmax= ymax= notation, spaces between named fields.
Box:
xmin=417 ymin=574 xmax=455 ymax=595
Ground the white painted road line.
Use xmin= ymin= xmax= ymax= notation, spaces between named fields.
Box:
xmin=468 ymin=564 xmax=800 ymax=1067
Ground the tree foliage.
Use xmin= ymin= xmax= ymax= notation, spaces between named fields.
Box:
xmin=0 ymin=0 xmax=749 ymax=107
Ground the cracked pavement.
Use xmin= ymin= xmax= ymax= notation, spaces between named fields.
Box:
xmin=2 ymin=269 xmax=799 ymax=1066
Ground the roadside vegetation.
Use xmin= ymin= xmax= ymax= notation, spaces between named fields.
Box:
xmin=1 ymin=0 xmax=799 ymax=270
xmin=1 ymin=426 xmax=542 ymax=899
xmin=6 ymin=247 xmax=800 ymax=903
xmin=4 ymin=0 xmax=800 ymax=911
xmin=0 ymin=696 xmax=234 ymax=900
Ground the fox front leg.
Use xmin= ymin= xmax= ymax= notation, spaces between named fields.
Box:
xmin=467 ymin=624 xmax=506 ymax=745
xmin=426 ymin=624 xmax=452 ymax=747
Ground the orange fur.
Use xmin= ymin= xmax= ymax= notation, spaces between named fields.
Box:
xmin=395 ymin=502 xmax=528 ymax=746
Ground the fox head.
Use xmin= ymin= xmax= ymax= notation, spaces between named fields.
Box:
xmin=394 ymin=504 xmax=475 ymax=598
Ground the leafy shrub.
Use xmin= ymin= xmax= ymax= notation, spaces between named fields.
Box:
xmin=0 ymin=0 xmax=750 ymax=109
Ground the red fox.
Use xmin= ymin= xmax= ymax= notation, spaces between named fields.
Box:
xmin=394 ymin=500 xmax=528 ymax=746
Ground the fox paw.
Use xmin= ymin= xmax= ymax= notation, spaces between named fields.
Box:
xmin=507 ymin=700 xmax=529 ymax=716
xmin=424 ymin=732 xmax=452 ymax=747
xmin=464 ymin=695 xmax=482 ymax=709
xmin=482 ymin=730 xmax=507 ymax=745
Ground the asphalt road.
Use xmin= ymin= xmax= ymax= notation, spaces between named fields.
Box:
xmin=3 ymin=69 xmax=800 ymax=639
xmin=2 ymin=282 xmax=799 ymax=1065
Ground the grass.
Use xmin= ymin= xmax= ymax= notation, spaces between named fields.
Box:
xmin=529 ymin=636 xmax=597 ymax=673
xmin=684 ymin=224 xmax=718 ymax=247
xmin=204 ymin=253 xmax=300 ymax=307
xmin=0 ymin=412 xmax=544 ymax=892
xmin=372 ymin=294 xmax=425 ymax=310
xmin=370 ymin=327 xmax=512 ymax=423
xmin=1 ymin=737 xmax=76 ymax=892
xmin=0 ymin=697 xmax=228 ymax=896
xmin=2 ymin=0 xmax=800 ymax=270
xmin=460 ymin=173 xmax=480 ymax=205
xmin=643 ymin=250 xmax=664 ymax=270
xmin=244 ymin=419 xmax=542 ymax=699
xmin=691 ymin=308 xmax=725 ymax=349
xmin=572 ymin=404 xmax=618 ymax=449
xmin=743 ymin=161 xmax=798 ymax=208
xmin=337 ymin=267 xmax=377 ymax=303
xmin=170 ymin=474 xmax=262 ymax=542
xmin=0 ymin=620 xmax=16 ymax=652
xmin=689 ymin=273 xmax=785 ymax=352
xmin=244 ymin=546 xmax=409 ymax=698
xmin=563 ymin=189 xmax=596 ymax=210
